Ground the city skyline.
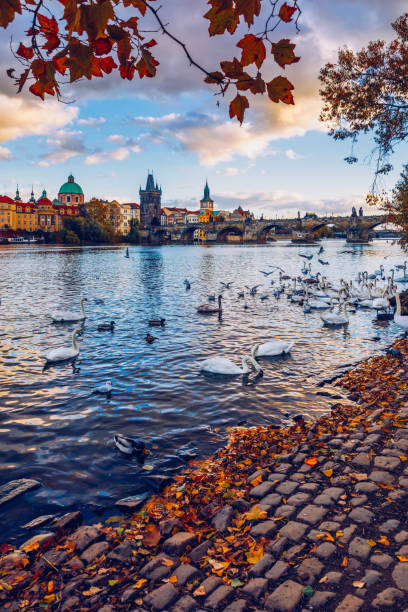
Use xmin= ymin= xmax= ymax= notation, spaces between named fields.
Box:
xmin=0 ymin=0 xmax=406 ymax=218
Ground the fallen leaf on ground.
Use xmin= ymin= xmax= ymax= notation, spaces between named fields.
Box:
xmin=82 ymin=586 xmax=102 ymax=596
xmin=322 ymin=469 xmax=333 ymax=477
xmin=134 ymin=579 xmax=147 ymax=589
xmin=305 ymin=457 xmax=318 ymax=466
xmin=245 ymin=505 xmax=267 ymax=521
xmin=353 ymin=581 xmax=365 ymax=588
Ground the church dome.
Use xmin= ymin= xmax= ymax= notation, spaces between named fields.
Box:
xmin=58 ymin=174 xmax=83 ymax=196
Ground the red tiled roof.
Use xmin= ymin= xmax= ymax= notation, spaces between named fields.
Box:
xmin=37 ymin=197 xmax=52 ymax=206
xmin=0 ymin=195 xmax=14 ymax=204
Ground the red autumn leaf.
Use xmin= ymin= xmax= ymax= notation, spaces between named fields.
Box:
xmin=271 ymin=39 xmax=300 ymax=69
xmin=98 ymin=56 xmax=117 ymax=74
xmin=16 ymin=42 xmax=34 ymax=60
xmin=92 ymin=37 xmax=113 ymax=56
xmin=143 ymin=39 xmax=157 ymax=49
xmin=229 ymin=93 xmax=249 ymax=124
xmin=122 ymin=0 xmax=147 ymax=16
xmin=37 ymin=13 xmax=58 ymax=33
xmin=0 ymin=0 xmax=22 ymax=29
xmin=136 ymin=48 xmax=159 ymax=78
xmin=119 ymin=60 xmax=135 ymax=80
xmin=304 ymin=456 xmax=318 ymax=466
xmin=17 ymin=68 xmax=30 ymax=92
xmin=29 ymin=79 xmax=55 ymax=100
xmin=204 ymin=6 xmax=239 ymax=36
xmin=42 ymin=32 xmax=60 ymax=54
xmin=204 ymin=71 xmax=224 ymax=85
xmin=278 ymin=3 xmax=297 ymax=23
xmin=234 ymin=0 xmax=262 ymax=27
xmin=220 ymin=57 xmax=243 ymax=79
xmin=267 ymin=75 xmax=295 ymax=104
xmin=53 ymin=55 xmax=68 ymax=75
xmin=117 ymin=35 xmax=132 ymax=64
xmin=237 ymin=34 xmax=266 ymax=69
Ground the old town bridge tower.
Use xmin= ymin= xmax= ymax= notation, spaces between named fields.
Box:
xmin=139 ymin=172 xmax=162 ymax=228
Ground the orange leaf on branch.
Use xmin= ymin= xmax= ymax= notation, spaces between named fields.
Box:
xmin=221 ymin=57 xmax=244 ymax=79
xmin=237 ymin=34 xmax=266 ymax=69
xmin=91 ymin=37 xmax=113 ymax=56
xmin=16 ymin=42 xmax=33 ymax=60
xmin=136 ymin=48 xmax=159 ymax=78
xmin=123 ymin=0 xmax=147 ymax=17
xmin=204 ymin=5 xmax=239 ymax=37
xmin=267 ymin=75 xmax=295 ymax=104
xmin=0 ymin=0 xmax=22 ymax=29
xmin=279 ymin=2 xmax=297 ymax=22
xmin=229 ymin=93 xmax=249 ymax=124
xmin=234 ymin=0 xmax=261 ymax=27
xmin=271 ymin=39 xmax=300 ymax=69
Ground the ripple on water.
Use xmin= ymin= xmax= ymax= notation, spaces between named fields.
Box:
xmin=0 ymin=239 xmax=404 ymax=541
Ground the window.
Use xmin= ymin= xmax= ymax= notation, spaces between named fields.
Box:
xmin=75 ymin=196 xmax=79 ymax=202
xmin=17 ymin=207 xmax=21 ymax=212
xmin=67 ymin=196 xmax=71 ymax=203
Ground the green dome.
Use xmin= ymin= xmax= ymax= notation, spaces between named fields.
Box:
xmin=58 ymin=174 xmax=83 ymax=195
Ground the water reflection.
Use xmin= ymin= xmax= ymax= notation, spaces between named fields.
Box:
xmin=0 ymin=240 xmax=404 ymax=541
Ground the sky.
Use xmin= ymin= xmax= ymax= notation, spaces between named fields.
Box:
xmin=0 ymin=0 xmax=406 ymax=218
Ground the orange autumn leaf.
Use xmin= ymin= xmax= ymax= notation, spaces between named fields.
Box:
xmin=134 ymin=579 xmax=147 ymax=589
xmin=193 ymin=585 xmax=206 ymax=597
xmin=168 ymin=575 xmax=178 ymax=584
xmin=304 ymin=456 xmax=318 ymax=466
xmin=278 ymin=2 xmax=297 ymax=22
xmin=143 ymin=523 xmax=161 ymax=547
xmin=341 ymin=556 xmax=348 ymax=567
xmin=246 ymin=543 xmax=263 ymax=564
xmin=397 ymin=555 xmax=408 ymax=562
xmin=249 ymin=474 xmax=263 ymax=487
xmin=322 ymin=468 xmax=333 ymax=477
xmin=377 ymin=536 xmax=390 ymax=546
xmin=245 ymin=505 xmax=267 ymax=521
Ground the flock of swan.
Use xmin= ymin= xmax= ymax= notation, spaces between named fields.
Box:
xmin=42 ymin=249 xmax=408 ymax=385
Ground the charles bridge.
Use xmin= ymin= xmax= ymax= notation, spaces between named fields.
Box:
xmin=140 ymin=207 xmax=389 ymax=244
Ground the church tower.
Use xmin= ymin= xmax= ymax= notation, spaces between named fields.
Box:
xmin=200 ymin=180 xmax=214 ymax=211
xmin=139 ymin=172 xmax=162 ymax=228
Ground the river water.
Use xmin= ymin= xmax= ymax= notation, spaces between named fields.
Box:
xmin=0 ymin=239 xmax=405 ymax=541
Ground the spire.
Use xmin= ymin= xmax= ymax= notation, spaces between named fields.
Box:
xmin=41 ymin=189 xmax=47 ymax=198
xmin=15 ymin=185 xmax=21 ymax=201
xmin=29 ymin=186 xmax=35 ymax=203
xmin=146 ymin=172 xmax=155 ymax=191
xmin=203 ymin=180 xmax=210 ymax=201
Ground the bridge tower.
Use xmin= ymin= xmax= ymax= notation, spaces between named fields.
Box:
xmin=140 ymin=172 xmax=162 ymax=228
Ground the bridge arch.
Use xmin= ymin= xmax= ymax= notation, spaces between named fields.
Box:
xmin=180 ymin=225 xmax=201 ymax=243
xmin=217 ymin=225 xmax=244 ymax=243
xmin=257 ymin=222 xmax=285 ymax=241
xmin=152 ymin=228 xmax=172 ymax=244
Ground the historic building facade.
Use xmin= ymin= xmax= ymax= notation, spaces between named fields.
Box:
xmin=139 ymin=172 xmax=162 ymax=229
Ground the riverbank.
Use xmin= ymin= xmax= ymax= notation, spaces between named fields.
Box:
xmin=2 ymin=339 xmax=408 ymax=611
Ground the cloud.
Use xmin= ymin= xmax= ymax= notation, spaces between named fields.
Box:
xmin=77 ymin=116 xmax=106 ymax=126
xmin=36 ymin=130 xmax=87 ymax=167
xmin=285 ymin=149 xmax=304 ymax=160
xmin=107 ymin=134 xmax=142 ymax=152
xmin=216 ymin=167 xmax=240 ymax=176
xmin=0 ymin=146 xmax=12 ymax=161
xmin=0 ymin=94 xmax=78 ymax=143
xmin=212 ymin=190 xmax=366 ymax=217
xmin=85 ymin=147 xmax=132 ymax=165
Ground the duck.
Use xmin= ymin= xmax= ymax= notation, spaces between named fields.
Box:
xmin=51 ymin=298 xmax=88 ymax=323
xmin=97 ymin=321 xmax=115 ymax=332
xmin=321 ymin=302 xmax=349 ymax=326
xmin=93 ymin=380 xmax=112 ymax=394
xmin=394 ymin=293 xmax=408 ymax=335
xmin=44 ymin=328 xmax=80 ymax=363
xmin=145 ymin=333 xmax=155 ymax=343
xmin=149 ymin=318 xmax=166 ymax=326
xmin=114 ymin=434 xmax=148 ymax=459
xmin=251 ymin=340 xmax=294 ymax=358
xmin=197 ymin=295 xmax=222 ymax=314
xmin=200 ymin=354 xmax=263 ymax=376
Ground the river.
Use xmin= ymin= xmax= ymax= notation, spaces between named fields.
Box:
xmin=0 ymin=239 xmax=404 ymax=542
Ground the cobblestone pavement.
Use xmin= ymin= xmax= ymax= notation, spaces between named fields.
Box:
xmin=2 ymin=350 xmax=408 ymax=610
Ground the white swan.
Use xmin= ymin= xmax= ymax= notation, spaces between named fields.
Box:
xmin=372 ymin=290 xmax=390 ymax=310
xmin=51 ymin=298 xmax=88 ymax=322
xmin=394 ymin=293 xmax=408 ymax=334
xmin=321 ymin=302 xmax=349 ymax=326
xmin=252 ymin=340 xmax=294 ymax=357
xmin=44 ymin=328 xmax=80 ymax=363
xmin=200 ymin=355 xmax=263 ymax=376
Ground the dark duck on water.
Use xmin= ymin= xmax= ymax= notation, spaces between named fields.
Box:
xmin=114 ymin=435 xmax=148 ymax=460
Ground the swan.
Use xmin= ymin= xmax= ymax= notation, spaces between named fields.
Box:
xmin=372 ymin=290 xmax=391 ymax=311
xmin=197 ymin=295 xmax=222 ymax=314
xmin=200 ymin=354 xmax=263 ymax=376
xmin=321 ymin=302 xmax=349 ymax=326
xmin=44 ymin=328 xmax=80 ymax=363
xmin=252 ymin=340 xmax=294 ymax=357
xmin=394 ymin=293 xmax=408 ymax=335
xmin=51 ymin=298 xmax=88 ymax=323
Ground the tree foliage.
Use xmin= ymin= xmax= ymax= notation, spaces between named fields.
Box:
xmin=381 ymin=164 xmax=408 ymax=250
xmin=319 ymin=13 xmax=408 ymax=186
xmin=2 ymin=0 xmax=301 ymax=124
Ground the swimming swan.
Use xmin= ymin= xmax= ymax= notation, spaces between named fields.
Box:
xmin=251 ymin=340 xmax=294 ymax=357
xmin=200 ymin=355 xmax=263 ymax=376
xmin=321 ymin=302 xmax=349 ymax=326
xmin=44 ymin=328 xmax=80 ymax=363
xmin=51 ymin=298 xmax=88 ymax=322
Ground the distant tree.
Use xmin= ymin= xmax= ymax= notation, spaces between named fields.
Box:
xmin=64 ymin=229 xmax=81 ymax=244
xmin=319 ymin=13 xmax=408 ymax=189
xmin=85 ymin=198 xmax=108 ymax=224
xmin=2 ymin=0 xmax=301 ymax=124
xmin=127 ymin=219 xmax=140 ymax=244
xmin=381 ymin=165 xmax=408 ymax=249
